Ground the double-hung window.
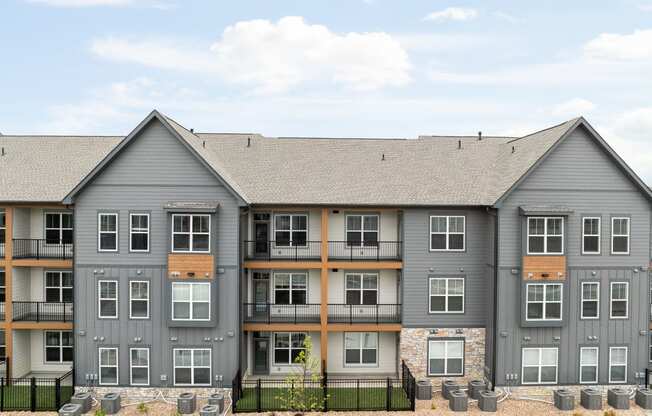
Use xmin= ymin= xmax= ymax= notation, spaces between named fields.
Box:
xmin=611 ymin=217 xmax=630 ymax=254
xmin=129 ymin=281 xmax=149 ymax=319
xmin=429 ymin=277 xmax=464 ymax=313
xmin=344 ymin=332 xmax=378 ymax=366
xmin=579 ymin=347 xmax=598 ymax=384
xmin=582 ymin=217 xmax=601 ymax=254
xmin=430 ymin=216 xmax=465 ymax=251
xmin=428 ymin=339 xmax=464 ymax=376
xmin=174 ymin=349 xmax=211 ymax=386
xmin=98 ymin=213 xmax=118 ymax=252
xmin=609 ymin=347 xmax=627 ymax=383
xmin=274 ymin=273 xmax=307 ymax=305
xmin=345 ymin=273 xmax=378 ymax=305
xmin=45 ymin=271 xmax=73 ymax=303
xmin=527 ymin=217 xmax=563 ymax=254
xmin=580 ymin=282 xmax=599 ymax=319
xmin=172 ymin=282 xmax=210 ymax=320
xmin=172 ymin=214 xmax=210 ymax=252
xmin=129 ymin=213 xmax=149 ymax=252
xmin=45 ymin=212 xmax=73 ymax=245
xmin=346 ymin=214 xmax=379 ymax=247
xmin=273 ymin=333 xmax=305 ymax=365
xmin=610 ymin=282 xmax=628 ymax=319
xmin=99 ymin=347 xmax=119 ymax=385
xmin=130 ymin=348 xmax=150 ymax=386
xmin=522 ymin=347 xmax=558 ymax=384
xmin=526 ymin=283 xmax=562 ymax=320
xmin=274 ymin=214 xmax=307 ymax=247
xmin=45 ymin=331 xmax=73 ymax=363
xmin=98 ymin=280 xmax=118 ymax=319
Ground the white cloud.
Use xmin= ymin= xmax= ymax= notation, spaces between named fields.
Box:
xmin=423 ymin=7 xmax=478 ymax=22
xmin=584 ymin=29 xmax=652 ymax=60
xmin=25 ymin=0 xmax=172 ymax=7
xmin=492 ymin=11 xmax=520 ymax=23
xmin=551 ymin=98 xmax=595 ymax=117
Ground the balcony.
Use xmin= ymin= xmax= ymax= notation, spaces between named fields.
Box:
xmin=13 ymin=301 xmax=73 ymax=322
xmin=0 ymin=302 xmax=4 ymax=320
xmin=13 ymin=239 xmax=73 ymax=260
xmin=243 ymin=303 xmax=321 ymax=324
xmin=243 ymin=240 xmax=402 ymax=262
xmin=328 ymin=304 xmax=401 ymax=324
xmin=328 ymin=241 xmax=402 ymax=261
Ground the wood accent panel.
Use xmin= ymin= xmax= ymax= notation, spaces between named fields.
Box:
xmin=522 ymin=255 xmax=566 ymax=280
xmin=244 ymin=261 xmax=322 ymax=270
xmin=12 ymin=322 xmax=73 ymax=330
xmin=327 ymin=323 xmax=402 ymax=332
xmin=168 ymin=253 xmax=214 ymax=279
xmin=12 ymin=259 xmax=73 ymax=268
xmin=243 ymin=323 xmax=322 ymax=332
xmin=326 ymin=261 xmax=403 ymax=270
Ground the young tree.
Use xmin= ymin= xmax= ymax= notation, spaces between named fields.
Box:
xmin=275 ymin=336 xmax=327 ymax=411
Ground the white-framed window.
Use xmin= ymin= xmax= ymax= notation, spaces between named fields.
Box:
xmin=344 ymin=332 xmax=378 ymax=366
xmin=346 ymin=214 xmax=379 ymax=247
xmin=98 ymin=280 xmax=118 ymax=319
xmin=98 ymin=213 xmax=118 ymax=252
xmin=582 ymin=217 xmax=601 ymax=254
xmin=99 ymin=347 xmax=119 ymax=385
xmin=428 ymin=339 xmax=464 ymax=376
xmin=611 ymin=217 xmax=630 ymax=254
xmin=171 ymin=214 xmax=210 ymax=253
xmin=45 ymin=331 xmax=73 ymax=363
xmin=526 ymin=283 xmax=562 ymax=321
xmin=429 ymin=277 xmax=464 ymax=313
xmin=579 ymin=347 xmax=598 ymax=384
xmin=129 ymin=213 xmax=150 ymax=252
xmin=429 ymin=216 xmax=465 ymax=251
xmin=609 ymin=346 xmax=627 ymax=383
xmin=129 ymin=281 xmax=149 ymax=319
xmin=273 ymin=333 xmax=306 ymax=365
xmin=610 ymin=282 xmax=628 ymax=319
xmin=172 ymin=282 xmax=210 ymax=321
xmin=580 ymin=282 xmax=599 ymax=319
xmin=174 ymin=348 xmax=211 ymax=386
xmin=274 ymin=214 xmax=307 ymax=247
xmin=45 ymin=271 xmax=73 ymax=303
xmin=345 ymin=273 xmax=378 ymax=305
xmin=45 ymin=212 xmax=73 ymax=244
xmin=522 ymin=347 xmax=558 ymax=384
xmin=273 ymin=273 xmax=307 ymax=305
xmin=130 ymin=348 xmax=150 ymax=386
xmin=527 ymin=217 xmax=563 ymax=254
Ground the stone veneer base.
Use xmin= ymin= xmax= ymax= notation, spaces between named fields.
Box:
xmin=75 ymin=387 xmax=232 ymax=404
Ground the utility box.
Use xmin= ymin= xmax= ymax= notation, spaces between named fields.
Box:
xmin=178 ymin=392 xmax=197 ymax=414
xmin=468 ymin=380 xmax=486 ymax=400
xmin=479 ymin=390 xmax=498 ymax=412
xmin=70 ymin=392 xmax=92 ymax=414
xmin=607 ymin=388 xmax=630 ymax=410
xmin=448 ymin=390 xmax=468 ymax=412
xmin=416 ymin=380 xmax=432 ymax=400
xmin=635 ymin=388 xmax=652 ymax=409
xmin=442 ymin=380 xmax=459 ymax=400
xmin=553 ymin=389 xmax=574 ymax=411
xmin=101 ymin=392 xmax=122 ymax=414
xmin=580 ymin=388 xmax=602 ymax=410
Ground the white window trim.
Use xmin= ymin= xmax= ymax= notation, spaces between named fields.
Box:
xmin=171 ymin=282 xmax=211 ymax=321
xmin=130 ymin=348 xmax=150 ymax=386
xmin=173 ymin=348 xmax=212 ymax=386
xmin=526 ymin=283 xmax=563 ymax=321
xmin=273 ymin=272 xmax=307 ymax=305
xmin=527 ymin=217 xmax=564 ymax=255
xmin=98 ymin=213 xmax=119 ymax=252
xmin=521 ymin=347 xmax=558 ymax=385
xmin=428 ymin=277 xmax=465 ymax=313
xmin=580 ymin=281 xmax=600 ymax=320
xmin=427 ymin=339 xmax=464 ymax=376
xmin=45 ymin=270 xmax=73 ymax=303
xmin=345 ymin=214 xmax=379 ymax=247
xmin=429 ymin=215 xmax=465 ymax=252
xmin=98 ymin=280 xmax=118 ymax=319
xmin=171 ymin=214 xmax=211 ymax=253
xmin=273 ymin=332 xmax=306 ymax=366
xmin=44 ymin=212 xmax=73 ymax=245
xmin=99 ymin=347 xmax=119 ymax=386
xmin=582 ymin=217 xmax=601 ymax=254
xmin=579 ymin=347 xmax=599 ymax=384
xmin=44 ymin=331 xmax=73 ymax=363
xmin=273 ymin=213 xmax=308 ymax=247
xmin=611 ymin=217 xmax=630 ymax=255
xmin=345 ymin=272 xmax=378 ymax=305
xmin=609 ymin=346 xmax=628 ymax=383
xmin=344 ymin=332 xmax=378 ymax=367
xmin=609 ymin=281 xmax=629 ymax=319
xmin=129 ymin=280 xmax=150 ymax=320
xmin=129 ymin=213 xmax=150 ymax=253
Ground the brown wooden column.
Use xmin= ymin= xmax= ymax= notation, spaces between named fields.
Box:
xmin=320 ymin=208 xmax=329 ymax=373
xmin=4 ymin=207 xmax=13 ymax=378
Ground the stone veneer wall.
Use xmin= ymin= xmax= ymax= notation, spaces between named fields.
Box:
xmin=77 ymin=386 xmax=232 ymax=405
xmin=400 ymin=327 xmax=485 ymax=387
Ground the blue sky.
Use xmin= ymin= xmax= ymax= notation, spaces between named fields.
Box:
xmin=1 ymin=0 xmax=651 ymax=182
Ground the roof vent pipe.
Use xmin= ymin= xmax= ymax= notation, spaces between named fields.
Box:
xmin=247 ymin=137 xmax=251 ymax=147
xmin=1 ymin=147 xmax=4 ymax=156
xmin=202 ymin=140 xmax=206 ymax=148
xmin=512 ymin=146 xmax=515 ymax=153
xmin=190 ymin=128 xmax=194 ymax=133
xmin=478 ymin=131 xmax=482 ymax=141
xmin=381 ymin=153 xmax=385 ymax=161
xmin=458 ymin=140 xmax=462 ymax=149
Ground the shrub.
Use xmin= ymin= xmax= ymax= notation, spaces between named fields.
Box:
xmin=604 ymin=410 xmax=617 ymax=416
xmin=137 ymin=402 xmax=148 ymax=413
xmin=95 ymin=409 xmax=107 ymax=416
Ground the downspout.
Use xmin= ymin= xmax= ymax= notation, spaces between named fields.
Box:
xmin=486 ymin=207 xmax=499 ymax=391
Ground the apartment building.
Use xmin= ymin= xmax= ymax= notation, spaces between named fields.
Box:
xmin=0 ymin=110 xmax=649 ymax=392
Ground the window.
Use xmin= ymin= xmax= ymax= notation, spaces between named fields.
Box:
xmin=609 ymin=347 xmax=627 ymax=383
xmin=429 ymin=216 xmax=465 ymax=251
xmin=129 ymin=214 xmax=149 ymax=252
xmin=45 ymin=212 xmax=73 ymax=244
xmin=610 ymin=282 xmax=628 ymax=319
xmin=45 ymin=271 xmax=73 ymax=303
xmin=98 ymin=213 xmax=118 ymax=252
xmin=344 ymin=332 xmax=378 ymax=366
xmin=526 ymin=283 xmax=562 ymax=320
xmin=580 ymin=282 xmax=599 ymax=319
xmin=579 ymin=347 xmax=598 ymax=384
xmin=130 ymin=348 xmax=150 ymax=386
xmin=273 ymin=333 xmax=305 ymax=365
xmin=429 ymin=278 xmax=464 ymax=313
xmin=0 ymin=270 xmax=5 ymax=302
xmin=129 ymin=281 xmax=149 ymax=319
xmin=527 ymin=217 xmax=563 ymax=254
xmin=0 ymin=211 xmax=5 ymax=246
xmin=611 ymin=217 xmax=630 ymax=254
xmin=99 ymin=347 xmax=119 ymax=385
xmin=174 ymin=349 xmax=211 ymax=386
xmin=172 ymin=214 xmax=210 ymax=252
xmin=0 ymin=330 xmax=5 ymax=360
xmin=582 ymin=217 xmax=601 ymax=254
xmin=45 ymin=331 xmax=73 ymax=363
xmin=345 ymin=273 xmax=378 ymax=305
xmin=274 ymin=214 xmax=307 ymax=247
xmin=273 ymin=273 xmax=306 ymax=305
xmin=98 ymin=280 xmax=118 ymax=318
xmin=346 ymin=214 xmax=378 ymax=247
xmin=428 ymin=339 xmax=464 ymax=376
xmin=172 ymin=282 xmax=210 ymax=320
xmin=522 ymin=348 xmax=558 ymax=384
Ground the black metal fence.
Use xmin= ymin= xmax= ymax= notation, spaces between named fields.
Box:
xmin=243 ymin=240 xmax=322 ymax=261
xmin=327 ymin=304 xmax=402 ymax=324
xmin=12 ymin=239 xmax=73 ymax=260
xmin=328 ymin=241 xmax=402 ymax=260
xmin=13 ymin=301 xmax=73 ymax=322
xmin=0 ymin=370 xmax=73 ymax=412
xmin=243 ymin=303 xmax=321 ymax=323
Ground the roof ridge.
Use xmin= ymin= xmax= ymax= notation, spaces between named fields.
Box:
xmin=0 ymin=135 xmax=123 ymax=138
xmin=507 ymin=117 xmax=581 ymax=144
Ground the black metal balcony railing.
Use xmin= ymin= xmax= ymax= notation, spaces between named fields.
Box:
xmin=243 ymin=303 xmax=321 ymax=324
xmin=0 ymin=302 xmax=4 ymax=321
xmin=328 ymin=241 xmax=402 ymax=261
xmin=243 ymin=240 xmax=321 ymax=261
xmin=328 ymin=304 xmax=401 ymax=324
xmin=12 ymin=239 xmax=73 ymax=260
xmin=13 ymin=301 xmax=73 ymax=322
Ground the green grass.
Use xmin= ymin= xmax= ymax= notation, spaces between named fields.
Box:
xmin=0 ymin=385 xmax=74 ymax=411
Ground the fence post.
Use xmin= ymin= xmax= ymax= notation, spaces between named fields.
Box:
xmin=30 ymin=377 xmax=36 ymax=412
xmin=55 ymin=377 xmax=61 ymax=410
xmin=356 ymin=379 xmax=360 ymax=411
xmin=322 ymin=368 xmax=328 ymax=412
xmin=386 ymin=377 xmax=391 ymax=411
xmin=36 ymin=303 xmax=40 ymax=322
xmin=376 ymin=304 xmax=379 ymax=325
xmin=256 ymin=378 xmax=261 ymax=413
xmin=1 ymin=377 xmax=4 ymax=412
